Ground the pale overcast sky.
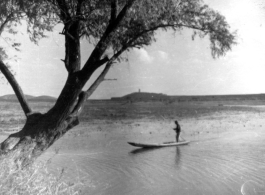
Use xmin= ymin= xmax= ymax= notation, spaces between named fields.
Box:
xmin=1 ymin=0 xmax=265 ymax=99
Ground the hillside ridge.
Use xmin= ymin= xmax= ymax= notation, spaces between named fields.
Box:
xmin=0 ymin=94 xmax=56 ymax=102
xmin=112 ymin=92 xmax=265 ymax=102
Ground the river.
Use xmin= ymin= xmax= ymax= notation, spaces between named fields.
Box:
xmin=41 ymin=120 xmax=265 ymax=195
xmin=1 ymin=101 xmax=264 ymax=195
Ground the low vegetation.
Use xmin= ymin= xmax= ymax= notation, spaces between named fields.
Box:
xmin=0 ymin=156 xmax=82 ymax=195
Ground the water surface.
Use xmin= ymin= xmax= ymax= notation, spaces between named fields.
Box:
xmin=42 ymin=126 xmax=265 ymax=195
xmin=1 ymin=101 xmax=264 ymax=195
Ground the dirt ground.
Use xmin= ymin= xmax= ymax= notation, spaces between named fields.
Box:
xmin=66 ymin=101 xmax=265 ymax=143
xmin=1 ymin=100 xmax=265 ymax=144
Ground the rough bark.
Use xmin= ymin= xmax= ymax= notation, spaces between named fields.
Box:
xmin=0 ymin=105 xmax=81 ymax=165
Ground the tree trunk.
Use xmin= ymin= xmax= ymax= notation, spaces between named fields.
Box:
xmin=0 ymin=29 xmax=90 ymax=168
xmin=0 ymin=110 xmax=79 ymax=168
xmin=0 ymin=74 xmax=83 ymax=167
xmin=0 ymin=0 xmax=135 ymax=168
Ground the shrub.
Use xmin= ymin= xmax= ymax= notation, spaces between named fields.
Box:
xmin=0 ymin=157 xmax=81 ymax=195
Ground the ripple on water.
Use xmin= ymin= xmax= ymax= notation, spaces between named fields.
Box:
xmin=41 ymin=132 xmax=265 ymax=195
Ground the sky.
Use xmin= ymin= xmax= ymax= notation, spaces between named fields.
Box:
xmin=1 ymin=0 xmax=265 ymax=99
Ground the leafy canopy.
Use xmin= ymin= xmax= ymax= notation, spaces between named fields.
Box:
xmin=0 ymin=0 xmax=57 ymax=62
xmin=47 ymin=0 xmax=235 ymax=60
xmin=1 ymin=0 xmax=236 ymax=65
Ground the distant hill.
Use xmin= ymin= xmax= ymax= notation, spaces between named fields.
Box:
xmin=31 ymin=96 xmax=56 ymax=102
xmin=112 ymin=92 xmax=168 ymax=101
xmin=111 ymin=92 xmax=265 ymax=102
xmin=0 ymin=94 xmax=35 ymax=101
xmin=122 ymin=92 xmax=167 ymax=100
xmin=0 ymin=94 xmax=56 ymax=102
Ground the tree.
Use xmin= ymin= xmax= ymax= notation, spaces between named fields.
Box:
xmin=0 ymin=0 xmax=236 ymax=167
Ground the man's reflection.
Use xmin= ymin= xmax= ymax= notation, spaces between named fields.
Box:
xmin=175 ymin=147 xmax=182 ymax=169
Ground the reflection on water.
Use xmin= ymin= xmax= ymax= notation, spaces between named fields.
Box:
xmin=130 ymin=147 xmax=162 ymax=155
xmin=175 ymin=147 xmax=181 ymax=169
xmin=130 ymin=145 xmax=182 ymax=169
xmin=41 ymin=130 xmax=265 ymax=195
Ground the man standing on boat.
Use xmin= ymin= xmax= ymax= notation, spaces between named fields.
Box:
xmin=173 ymin=120 xmax=181 ymax=142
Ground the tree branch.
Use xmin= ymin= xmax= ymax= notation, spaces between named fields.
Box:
xmin=80 ymin=0 xmax=136 ymax=80
xmin=55 ymin=0 xmax=71 ymax=22
xmin=121 ymin=22 xmax=211 ymax=51
xmin=86 ymin=61 xmax=113 ymax=97
xmin=76 ymin=0 xmax=84 ymax=16
xmin=0 ymin=13 xmax=13 ymax=35
xmin=68 ymin=91 xmax=87 ymax=117
xmin=0 ymin=60 xmax=32 ymax=116
xmin=69 ymin=61 xmax=113 ymax=117
xmin=63 ymin=20 xmax=81 ymax=73
xmin=110 ymin=0 xmax=118 ymax=24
